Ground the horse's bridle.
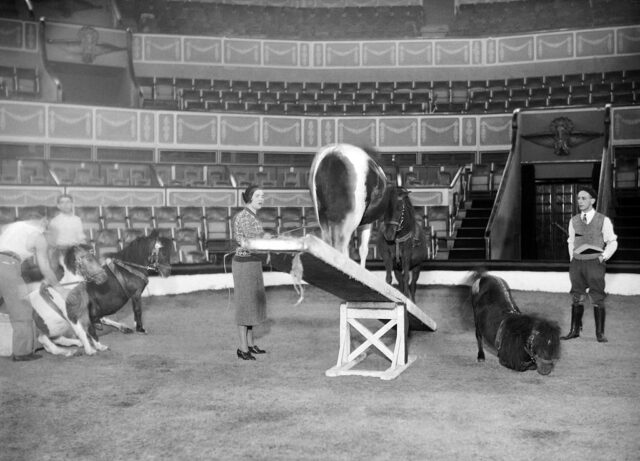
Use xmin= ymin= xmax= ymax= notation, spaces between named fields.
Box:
xmin=75 ymin=249 xmax=106 ymax=283
xmin=387 ymin=199 xmax=412 ymax=242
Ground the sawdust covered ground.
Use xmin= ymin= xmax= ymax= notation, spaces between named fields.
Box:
xmin=1 ymin=284 xmax=639 ymax=461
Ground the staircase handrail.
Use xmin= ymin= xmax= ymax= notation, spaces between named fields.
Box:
xmin=484 ymin=109 xmax=521 ymax=260
xmin=596 ymin=105 xmax=613 ymax=217
xmin=38 ymin=18 xmax=63 ymax=102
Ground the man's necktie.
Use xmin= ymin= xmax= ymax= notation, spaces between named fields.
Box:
xmin=582 ymin=213 xmax=587 ymax=224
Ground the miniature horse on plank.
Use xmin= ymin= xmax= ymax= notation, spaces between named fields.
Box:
xmin=377 ymin=187 xmax=430 ymax=302
xmin=87 ymin=230 xmax=172 ymax=336
xmin=470 ymin=271 xmax=560 ymax=375
xmin=309 ymin=144 xmax=395 ymax=266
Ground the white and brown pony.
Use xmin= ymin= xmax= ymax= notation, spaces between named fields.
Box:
xmin=309 ymin=144 xmax=396 ymax=265
xmin=30 ymin=244 xmax=110 ymax=356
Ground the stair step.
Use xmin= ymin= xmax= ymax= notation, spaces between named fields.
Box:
xmin=615 ymin=205 xmax=640 ymax=215
xmin=448 ymin=248 xmax=486 ymax=259
xmin=456 ymin=227 xmax=485 ymax=238
xmin=613 ymin=249 xmax=640 ymax=261
xmin=453 ymin=237 xmax=485 ymax=248
xmin=464 ymin=208 xmax=492 ymax=218
xmin=460 ymin=217 xmax=489 ymax=228
xmin=469 ymin=199 xmax=494 ymax=209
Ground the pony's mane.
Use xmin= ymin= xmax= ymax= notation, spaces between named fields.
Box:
xmin=63 ymin=243 xmax=95 ymax=274
xmin=116 ymin=235 xmax=154 ymax=265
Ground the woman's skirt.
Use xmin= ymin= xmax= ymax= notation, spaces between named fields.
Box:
xmin=232 ymin=255 xmax=267 ymax=326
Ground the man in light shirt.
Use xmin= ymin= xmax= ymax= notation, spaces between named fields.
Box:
xmin=0 ymin=218 xmax=69 ymax=361
xmin=563 ymin=186 xmax=617 ymax=343
xmin=48 ymin=194 xmax=87 ymax=276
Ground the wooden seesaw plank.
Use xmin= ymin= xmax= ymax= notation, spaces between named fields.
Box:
xmin=245 ymin=234 xmax=436 ymax=331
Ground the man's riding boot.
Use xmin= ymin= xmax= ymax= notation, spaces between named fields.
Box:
xmin=561 ymin=303 xmax=583 ymax=340
xmin=594 ymin=305 xmax=608 ymax=343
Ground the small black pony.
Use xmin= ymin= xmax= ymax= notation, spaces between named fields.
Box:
xmin=377 ymin=187 xmax=430 ymax=301
xmin=469 ymin=271 xmax=560 ymax=375
xmin=66 ymin=230 xmax=172 ymax=337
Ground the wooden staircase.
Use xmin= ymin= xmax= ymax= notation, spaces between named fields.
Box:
xmin=448 ymin=191 xmax=494 ymax=260
xmin=613 ymin=189 xmax=640 ymax=262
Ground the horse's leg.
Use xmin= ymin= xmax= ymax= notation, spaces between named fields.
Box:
xmin=86 ymin=321 xmax=109 ymax=352
xmin=37 ymin=334 xmax=76 ymax=357
xmin=51 ymin=336 xmax=83 ymax=348
xmin=67 ymin=320 xmax=97 ymax=355
xmin=410 ymin=267 xmax=420 ymax=302
xmin=473 ymin=307 xmax=485 ymax=362
xmin=131 ymin=292 xmax=147 ymax=334
xmin=357 ymin=225 xmax=371 ymax=267
xmin=100 ymin=317 xmax=134 ymax=334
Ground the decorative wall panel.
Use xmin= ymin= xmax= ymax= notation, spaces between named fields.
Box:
xmin=0 ymin=103 xmax=45 ymax=138
xmin=338 ymin=118 xmax=376 ymax=145
xmin=177 ymin=113 xmax=218 ymax=144
xmin=398 ymin=41 xmax=432 ymax=66
xmin=262 ymin=189 xmax=312 ymax=207
xmin=497 ymin=36 xmax=534 ymax=63
xmin=536 ymin=33 xmax=573 ymax=60
xmin=420 ymin=117 xmax=460 ymax=146
xmin=0 ymin=186 xmax=61 ymax=206
xmin=184 ymin=37 xmax=222 ymax=63
xmin=576 ymin=29 xmax=614 ymax=57
xmin=478 ymin=115 xmax=512 ymax=146
xmin=379 ymin=118 xmax=418 ymax=147
xmin=144 ymin=35 xmax=181 ymax=61
xmin=49 ymin=106 xmax=92 ymax=139
xmin=96 ymin=109 xmax=137 ymax=141
xmin=168 ymin=188 xmax=236 ymax=207
xmin=66 ymin=187 xmax=164 ymax=206
xmin=612 ymin=107 xmax=640 ymax=142
xmin=0 ymin=19 xmax=24 ymax=49
xmin=325 ymin=42 xmax=360 ymax=66
xmin=434 ymin=40 xmax=470 ymax=66
xmin=263 ymin=117 xmax=302 ymax=146
xmin=363 ymin=42 xmax=396 ymax=66
xmin=264 ymin=41 xmax=298 ymax=66
xmin=617 ymin=26 xmax=640 ymax=54
xmin=220 ymin=115 xmax=260 ymax=145
xmin=224 ymin=39 xmax=261 ymax=65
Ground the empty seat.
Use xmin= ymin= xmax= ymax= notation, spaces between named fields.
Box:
xmin=179 ymin=206 xmax=204 ymax=230
xmin=128 ymin=206 xmax=153 ymax=229
xmin=257 ymin=207 xmax=279 ymax=235
xmin=154 ymin=206 xmax=180 ymax=231
xmin=175 ymin=227 xmax=207 ymax=263
xmin=0 ymin=206 xmax=17 ymax=227
xmin=204 ymin=206 xmax=230 ymax=241
xmin=94 ymin=229 xmax=121 ymax=262
xmin=427 ymin=205 xmax=450 ymax=238
xmin=279 ymin=207 xmax=304 ymax=236
xmin=121 ymin=228 xmax=146 ymax=246
xmin=101 ymin=206 xmax=127 ymax=229
xmin=470 ymin=163 xmax=491 ymax=191
xmin=75 ymin=206 xmax=102 ymax=232
xmin=16 ymin=205 xmax=47 ymax=221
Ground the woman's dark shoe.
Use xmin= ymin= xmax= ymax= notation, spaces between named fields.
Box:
xmin=249 ymin=345 xmax=266 ymax=354
xmin=237 ymin=349 xmax=256 ymax=360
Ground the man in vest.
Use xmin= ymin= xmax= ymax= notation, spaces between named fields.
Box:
xmin=0 ymin=218 xmax=69 ymax=361
xmin=563 ymin=186 xmax=617 ymax=343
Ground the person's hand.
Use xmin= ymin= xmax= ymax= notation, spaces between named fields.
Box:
xmin=598 ymin=254 xmax=605 ymax=263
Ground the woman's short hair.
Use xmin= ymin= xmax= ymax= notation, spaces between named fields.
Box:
xmin=242 ymin=184 xmax=260 ymax=204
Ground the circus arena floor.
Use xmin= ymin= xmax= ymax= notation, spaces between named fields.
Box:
xmin=1 ymin=280 xmax=639 ymax=460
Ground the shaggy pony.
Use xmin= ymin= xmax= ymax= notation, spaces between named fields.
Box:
xmin=469 ymin=271 xmax=561 ymax=375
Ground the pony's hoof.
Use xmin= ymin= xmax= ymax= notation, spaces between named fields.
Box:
xmin=122 ymin=328 xmax=135 ymax=334
xmin=136 ymin=327 xmax=147 ymax=334
xmin=477 ymin=357 xmax=485 ymax=363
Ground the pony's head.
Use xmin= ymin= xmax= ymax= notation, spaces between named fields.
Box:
xmin=117 ymin=230 xmax=172 ymax=277
xmin=527 ymin=320 xmax=561 ymax=375
xmin=147 ymin=230 xmax=172 ymax=277
xmin=64 ymin=244 xmax=108 ymax=284
xmin=381 ymin=186 xmax=414 ymax=242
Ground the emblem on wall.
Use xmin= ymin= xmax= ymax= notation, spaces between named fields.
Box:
xmin=47 ymin=26 xmax=127 ymax=64
xmin=521 ymin=116 xmax=602 ymax=156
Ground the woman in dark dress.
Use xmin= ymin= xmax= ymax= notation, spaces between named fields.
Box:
xmin=232 ymin=185 xmax=272 ymax=360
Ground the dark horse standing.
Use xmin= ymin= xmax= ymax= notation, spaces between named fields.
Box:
xmin=309 ymin=143 xmax=397 ymax=265
xmin=67 ymin=230 xmax=172 ymax=338
xmin=377 ymin=187 xmax=430 ymax=301
xmin=470 ymin=271 xmax=561 ymax=375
